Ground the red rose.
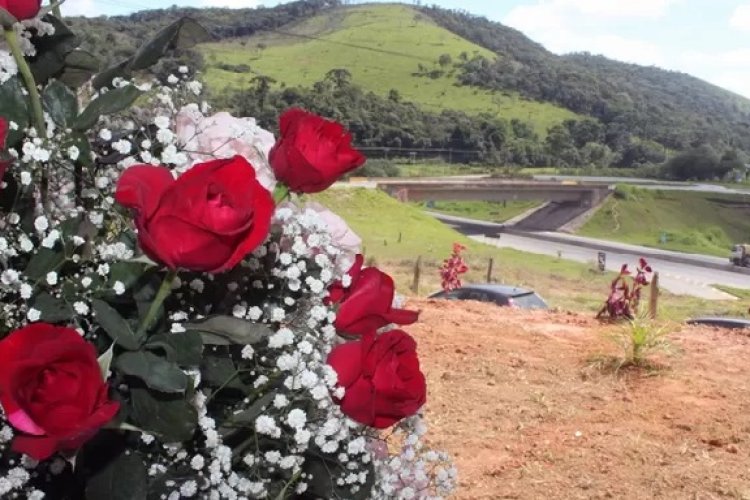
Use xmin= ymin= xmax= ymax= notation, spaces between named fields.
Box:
xmin=328 ymin=330 xmax=426 ymax=428
xmin=115 ymin=155 xmax=274 ymax=273
xmin=329 ymin=257 xmax=418 ymax=336
xmin=269 ymin=108 xmax=366 ymax=193
xmin=0 ymin=116 xmax=10 ymax=180
xmin=0 ymin=323 xmax=120 ymax=460
xmin=0 ymin=0 xmax=42 ymax=20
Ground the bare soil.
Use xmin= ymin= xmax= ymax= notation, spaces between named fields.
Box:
xmin=407 ymin=298 xmax=750 ymax=500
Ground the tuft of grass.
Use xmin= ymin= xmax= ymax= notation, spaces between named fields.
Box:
xmin=199 ymin=4 xmax=578 ymax=135
xmin=579 ymin=187 xmax=750 ymax=257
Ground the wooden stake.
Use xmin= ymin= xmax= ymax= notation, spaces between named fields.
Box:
xmin=486 ymin=257 xmax=494 ymax=283
xmin=649 ymin=272 xmax=660 ymax=319
xmin=411 ymin=256 xmax=422 ymax=295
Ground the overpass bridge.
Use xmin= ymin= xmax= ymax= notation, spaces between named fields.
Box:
xmin=375 ymin=178 xmax=614 ymax=231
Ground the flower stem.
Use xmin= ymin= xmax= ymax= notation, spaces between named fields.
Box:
xmin=4 ymin=25 xmax=48 ymax=205
xmin=137 ymin=269 xmax=177 ymax=336
xmin=272 ymin=183 xmax=290 ymax=204
xmin=3 ymin=27 xmax=45 ymax=141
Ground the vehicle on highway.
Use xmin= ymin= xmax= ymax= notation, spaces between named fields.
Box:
xmin=730 ymin=244 xmax=750 ymax=267
xmin=429 ymin=284 xmax=549 ymax=309
xmin=686 ymin=316 xmax=750 ymax=329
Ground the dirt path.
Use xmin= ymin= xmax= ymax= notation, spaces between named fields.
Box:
xmin=408 ymin=298 xmax=750 ymax=499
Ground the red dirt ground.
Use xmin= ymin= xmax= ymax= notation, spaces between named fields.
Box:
xmin=407 ymin=298 xmax=750 ymax=500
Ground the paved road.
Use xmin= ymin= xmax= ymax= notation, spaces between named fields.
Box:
xmin=430 ymin=213 xmax=750 ymax=300
xmin=533 ymin=175 xmax=750 ymax=195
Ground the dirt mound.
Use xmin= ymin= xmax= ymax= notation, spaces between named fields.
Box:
xmin=408 ymin=298 xmax=750 ymax=499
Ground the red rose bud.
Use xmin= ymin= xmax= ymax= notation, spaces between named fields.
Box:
xmin=0 ymin=323 xmax=120 ymax=460
xmin=326 ymin=253 xmax=364 ymax=305
xmin=328 ymin=329 xmax=426 ymax=429
xmin=330 ymin=263 xmax=418 ymax=337
xmin=115 ymin=156 xmax=274 ymax=273
xmin=0 ymin=116 xmax=9 ymax=180
xmin=0 ymin=0 xmax=42 ymax=20
xmin=269 ymin=108 xmax=366 ymax=193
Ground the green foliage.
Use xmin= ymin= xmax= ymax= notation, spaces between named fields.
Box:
xmin=580 ymin=189 xmax=750 ymax=256
xmin=607 ymin=313 xmax=671 ymax=368
xmin=663 ymin=145 xmax=730 ymax=180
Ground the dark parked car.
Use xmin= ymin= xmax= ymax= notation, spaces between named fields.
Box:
xmin=429 ymin=284 xmax=549 ymax=310
xmin=686 ymin=316 xmax=750 ymax=329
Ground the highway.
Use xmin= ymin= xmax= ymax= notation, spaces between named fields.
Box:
xmin=431 ymin=213 xmax=750 ymax=300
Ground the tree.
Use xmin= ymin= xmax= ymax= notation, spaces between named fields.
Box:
xmin=664 ymin=145 xmax=725 ymax=180
xmin=438 ymin=53 xmax=452 ymax=68
xmin=325 ymin=68 xmax=352 ymax=89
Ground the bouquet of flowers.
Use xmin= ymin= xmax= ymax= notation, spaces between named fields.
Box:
xmin=0 ymin=3 xmax=455 ymax=498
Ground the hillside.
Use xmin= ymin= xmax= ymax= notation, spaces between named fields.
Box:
xmin=423 ymin=6 xmax=750 ymax=154
xmin=66 ymin=0 xmax=750 ymax=166
xmin=200 ymin=4 xmax=577 ymax=134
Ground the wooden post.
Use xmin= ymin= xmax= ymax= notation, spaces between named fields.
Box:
xmin=486 ymin=257 xmax=494 ymax=283
xmin=649 ymin=272 xmax=660 ymax=319
xmin=411 ymin=256 xmax=422 ymax=295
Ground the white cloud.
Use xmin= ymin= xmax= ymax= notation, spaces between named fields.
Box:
xmin=62 ymin=0 xmax=105 ymax=17
xmin=729 ymin=4 xmax=750 ymax=30
xmin=502 ymin=1 xmax=668 ymax=66
xmin=200 ymin=0 xmax=260 ymax=7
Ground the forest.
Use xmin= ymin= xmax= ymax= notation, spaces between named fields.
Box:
xmin=65 ymin=0 xmax=750 ymax=180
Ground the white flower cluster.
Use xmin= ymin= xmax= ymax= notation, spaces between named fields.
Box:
xmin=0 ymin=19 xmax=55 ymax=84
xmin=0 ymin=64 xmax=456 ymax=499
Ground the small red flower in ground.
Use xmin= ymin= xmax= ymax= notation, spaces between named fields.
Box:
xmin=0 ymin=323 xmax=120 ymax=460
xmin=327 ymin=255 xmax=419 ymax=336
xmin=327 ymin=329 xmax=426 ymax=428
xmin=115 ymin=155 xmax=274 ymax=273
xmin=597 ymin=258 xmax=654 ymax=320
xmin=269 ymin=108 xmax=366 ymax=193
xmin=439 ymin=242 xmax=469 ymax=292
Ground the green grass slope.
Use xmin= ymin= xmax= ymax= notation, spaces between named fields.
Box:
xmin=578 ymin=187 xmax=750 ymax=257
xmin=200 ymin=4 xmax=577 ymax=134
xmin=308 ymin=188 xmax=747 ymax=320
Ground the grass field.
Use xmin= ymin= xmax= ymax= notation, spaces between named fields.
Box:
xmin=200 ymin=4 xmax=578 ymax=135
xmin=411 ymin=199 xmax=542 ymax=223
xmin=578 ymin=186 xmax=750 ymax=257
xmin=308 ymin=188 xmax=747 ymax=320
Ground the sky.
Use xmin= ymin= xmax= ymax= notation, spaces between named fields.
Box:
xmin=61 ymin=0 xmax=750 ymax=98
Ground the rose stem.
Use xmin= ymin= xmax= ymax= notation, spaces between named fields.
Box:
xmin=272 ymin=183 xmax=290 ymax=204
xmin=3 ymin=25 xmax=48 ymax=205
xmin=137 ymin=269 xmax=177 ymax=336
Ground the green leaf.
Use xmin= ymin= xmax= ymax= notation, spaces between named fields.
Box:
xmin=185 ymin=316 xmax=273 ymax=346
xmin=303 ymin=453 xmax=375 ymax=500
xmin=115 ymin=351 xmax=188 ymax=393
xmin=25 ymin=247 xmax=65 ymax=281
xmin=145 ymin=331 xmax=203 ymax=366
xmin=59 ymin=49 xmax=100 ymax=88
xmin=29 ymin=16 xmax=80 ymax=85
xmin=92 ymin=17 xmax=211 ymax=89
xmin=221 ymin=392 xmax=274 ymax=431
xmin=73 ymin=85 xmax=143 ymax=131
xmin=0 ymin=76 xmax=30 ymax=146
xmin=42 ymin=80 xmax=78 ymax=128
xmin=98 ymin=343 xmax=115 ymax=380
xmin=106 ymin=261 xmax=147 ymax=293
xmin=129 ymin=388 xmax=197 ymax=442
xmin=31 ymin=293 xmax=73 ymax=322
xmin=92 ymin=299 xmax=143 ymax=350
xmin=85 ymin=452 xmax=147 ymax=500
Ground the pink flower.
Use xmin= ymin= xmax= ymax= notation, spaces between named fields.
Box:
xmin=175 ymin=106 xmax=276 ymax=191
xmin=304 ymin=202 xmax=361 ymax=269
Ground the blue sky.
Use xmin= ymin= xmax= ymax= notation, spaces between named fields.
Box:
xmin=63 ymin=0 xmax=750 ymax=98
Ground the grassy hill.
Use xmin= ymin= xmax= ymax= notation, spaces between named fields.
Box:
xmin=578 ymin=187 xmax=750 ymax=257
xmin=200 ymin=4 xmax=578 ymax=134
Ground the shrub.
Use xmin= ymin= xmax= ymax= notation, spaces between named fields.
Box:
xmin=596 ymin=258 xmax=653 ymax=320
